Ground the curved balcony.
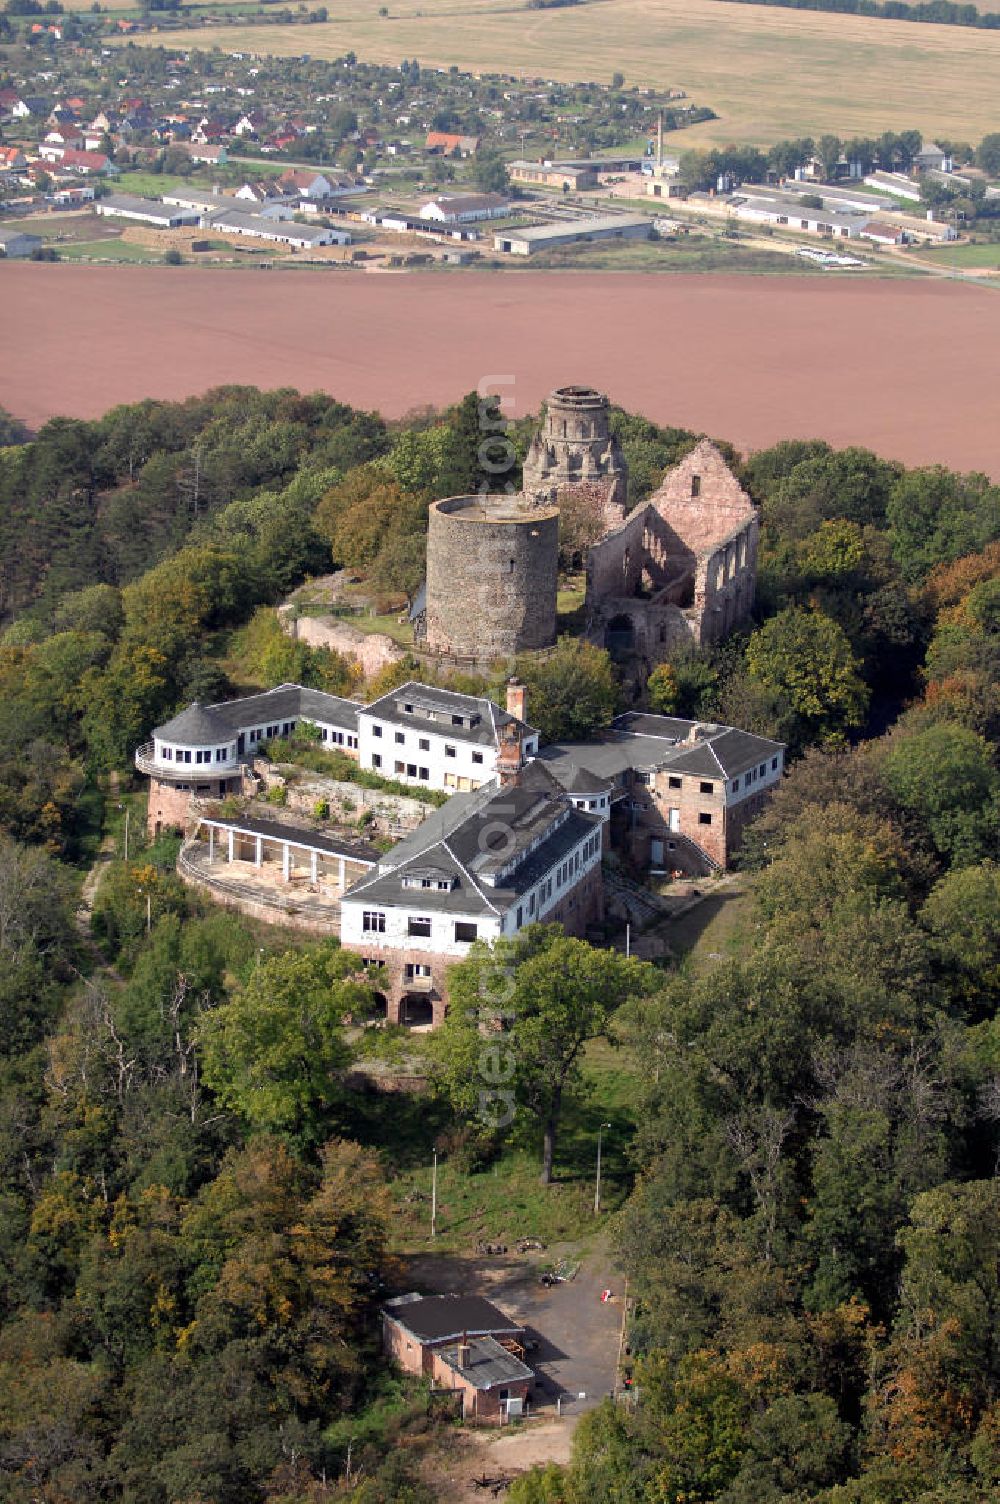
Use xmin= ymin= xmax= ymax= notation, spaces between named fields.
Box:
xmin=134 ymin=742 xmax=243 ymax=781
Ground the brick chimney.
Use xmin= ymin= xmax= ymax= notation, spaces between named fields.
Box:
xmin=506 ymin=677 xmax=527 ymax=724
xmin=496 ymin=720 xmax=524 ymax=788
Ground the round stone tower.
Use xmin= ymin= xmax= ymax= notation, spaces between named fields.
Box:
xmin=522 ymin=384 xmax=629 ymax=519
xmin=424 ymin=494 xmax=559 ymax=660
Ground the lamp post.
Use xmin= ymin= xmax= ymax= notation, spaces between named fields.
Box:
xmin=594 ymin=1121 xmax=612 ymax=1217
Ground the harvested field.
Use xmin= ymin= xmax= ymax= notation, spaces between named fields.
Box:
xmin=2 ymin=263 xmax=1000 ymax=475
xmin=125 ymin=0 xmax=1000 ymax=146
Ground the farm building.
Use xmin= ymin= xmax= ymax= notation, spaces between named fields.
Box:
xmin=95 ymin=194 xmax=201 ymax=228
xmin=509 ymin=160 xmax=598 ymax=191
xmin=863 ymin=170 xmax=922 ymax=202
xmin=0 ymin=228 xmax=42 ymax=257
xmin=419 ymin=192 xmax=509 ymax=223
xmin=204 ymin=210 xmax=350 ymax=248
xmin=494 ymin=213 xmax=651 ymax=255
xmin=730 ymin=196 xmax=867 ymax=238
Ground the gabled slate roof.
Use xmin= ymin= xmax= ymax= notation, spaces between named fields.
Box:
xmin=342 ymin=778 xmax=601 ymax=919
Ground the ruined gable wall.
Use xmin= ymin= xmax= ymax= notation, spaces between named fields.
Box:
xmin=651 ymin=442 xmax=756 ymax=555
xmin=585 ymin=504 xmax=648 ymax=601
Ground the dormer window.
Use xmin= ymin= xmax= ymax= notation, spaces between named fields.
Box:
xmin=691 ymin=474 xmax=701 ymax=498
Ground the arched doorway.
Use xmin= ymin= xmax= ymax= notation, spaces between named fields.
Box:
xmin=605 ymin=613 xmax=635 ymax=656
xmin=401 ymin=993 xmax=435 ymax=1028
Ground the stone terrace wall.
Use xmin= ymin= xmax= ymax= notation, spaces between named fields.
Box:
xmin=278 ymin=603 xmax=404 ymax=677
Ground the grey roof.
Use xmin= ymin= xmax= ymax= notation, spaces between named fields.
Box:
xmin=97 ymin=193 xmax=190 ymax=219
xmin=343 ymin=779 xmax=601 ymax=918
xmin=437 ymin=1335 xmax=533 ymax=1390
xmin=500 ymin=213 xmax=652 ymax=245
xmin=384 ymin=1294 xmax=523 ymax=1343
xmin=363 ymin=681 xmax=536 ymax=749
xmin=153 ymin=684 xmax=360 ymax=743
xmin=195 ymin=813 xmax=379 ymax=863
xmin=538 ymin=714 xmax=783 ymax=788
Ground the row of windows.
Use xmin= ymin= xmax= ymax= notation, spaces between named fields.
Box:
xmin=730 ymin=757 xmax=780 ymax=794
xmin=320 ymin=728 xmax=358 ymax=750
xmin=371 ymin=713 xmax=471 ymax=740
xmin=360 ymin=911 xmax=479 ymax=945
xmin=161 ymin=745 xmax=232 ymax=764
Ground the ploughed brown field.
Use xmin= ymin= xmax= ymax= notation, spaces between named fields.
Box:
xmin=4 ymin=264 xmax=1000 ymax=476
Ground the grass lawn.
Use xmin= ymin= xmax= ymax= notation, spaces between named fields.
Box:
xmin=57 ymin=238 xmax=168 ymax=262
xmin=113 ymin=170 xmax=193 ymax=198
xmin=914 ymin=241 xmax=1000 ymax=270
xmin=657 ymin=873 xmax=753 ymax=973
xmin=363 ymin=1028 xmax=644 ymax=1255
xmin=121 ymin=0 xmax=1000 ymax=147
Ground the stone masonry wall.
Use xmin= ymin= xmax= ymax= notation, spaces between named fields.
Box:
xmin=425 ymin=497 xmax=559 ymax=659
xmin=279 ymin=604 xmax=404 ymax=678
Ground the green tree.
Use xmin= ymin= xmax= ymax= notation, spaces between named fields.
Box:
xmin=515 ymin=636 xmax=619 ymax=744
xmin=745 ymin=607 xmax=869 ymax=743
xmin=196 ymin=943 xmax=377 ymax=1149
xmin=921 ymin=861 xmax=1000 ymax=1016
xmin=883 ymin=722 xmax=1000 ymax=867
xmin=647 ymin=662 xmax=679 ymax=715
xmin=433 ymin=926 xmax=657 ymax=1182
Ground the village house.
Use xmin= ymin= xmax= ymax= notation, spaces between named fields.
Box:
xmin=382 ymin=1295 xmax=533 ymax=1422
xmin=424 ymin=130 xmax=481 ymax=156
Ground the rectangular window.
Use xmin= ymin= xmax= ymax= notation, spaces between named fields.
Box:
xmin=731 ymin=780 xmax=739 ymax=792
xmin=759 ymin=763 xmax=766 ymax=777
xmin=419 ymin=767 xmax=430 ymax=781
xmin=362 ymin=911 xmax=385 ymax=933
xmin=699 ymin=781 xmax=714 ymax=794
xmin=348 ymin=736 xmax=358 ymax=749
xmin=394 ymin=761 xmax=405 ymax=775
xmin=372 ymin=753 xmax=382 ymax=769
xmin=455 ymin=921 xmax=478 ymax=943
xmin=395 ymin=731 xmax=405 ymax=744
xmin=516 ymin=906 xmax=524 ymax=927
xmin=771 ymin=757 xmax=779 ymax=771
xmin=408 ymin=916 xmax=432 ymax=938
xmin=419 ymin=738 xmax=430 ymax=751
xmin=452 ymin=714 xmax=463 ymax=726
xmin=472 ymin=751 xmax=483 ymax=765
xmin=668 ymin=775 xmax=682 ymax=789
xmin=445 ymin=745 xmax=456 ymax=758
xmin=182 ymin=750 xmax=192 ymax=764
xmin=699 ymin=812 xmax=712 ymax=825
xmin=529 ymin=894 xmax=536 ymax=914
xmin=163 ymin=747 xmax=173 ymax=760
xmin=406 ymin=763 xmax=417 ymax=778
xmin=372 ymin=725 xmax=382 ymax=738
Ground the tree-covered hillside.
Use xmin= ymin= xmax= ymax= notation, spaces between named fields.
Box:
xmin=0 ymin=389 xmax=997 ymax=1502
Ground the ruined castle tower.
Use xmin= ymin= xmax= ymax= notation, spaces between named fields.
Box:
xmin=423 ymin=493 xmax=560 ymax=661
xmin=522 ymin=385 xmax=629 ymax=527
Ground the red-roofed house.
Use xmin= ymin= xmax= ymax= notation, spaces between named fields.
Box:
xmin=0 ymin=146 xmax=28 ymax=171
xmin=55 ymin=148 xmax=116 ymax=176
xmin=425 ymin=131 xmax=481 ymax=157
